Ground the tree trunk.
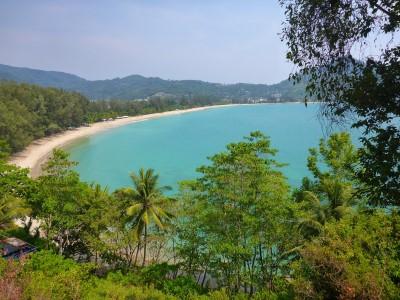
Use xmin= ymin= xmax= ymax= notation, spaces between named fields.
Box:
xmin=201 ymin=267 xmax=208 ymax=287
xmin=58 ymin=234 xmax=64 ymax=256
xmin=134 ymin=242 xmax=140 ymax=266
xmin=142 ymin=224 xmax=147 ymax=266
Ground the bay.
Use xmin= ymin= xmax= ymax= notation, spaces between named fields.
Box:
xmin=67 ymin=103 xmax=352 ymax=191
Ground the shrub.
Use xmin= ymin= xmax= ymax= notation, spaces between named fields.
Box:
xmin=291 ymin=212 xmax=400 ymax=299
xmin=163 ymin=276 xmax=203 ymax=298
xmin=0 ymin=258 xmax=24 ymax=300
xmin=85 ymin=278 xmax=177 ymax=300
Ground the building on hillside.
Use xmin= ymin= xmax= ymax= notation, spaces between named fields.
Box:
xmin=0 ymin=237 xmax=36 ymax=259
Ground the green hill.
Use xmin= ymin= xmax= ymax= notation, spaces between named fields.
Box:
xmin=0 ymin=64 xmax=305 ymax=101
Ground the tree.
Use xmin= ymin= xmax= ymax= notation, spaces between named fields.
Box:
xmin=0 ymin=82 xmax=89 ymax=153
xmin=118 ymin=168 xmax=173 ymax=266
xmin=0 ymin=161 xmax=33 ymax=202
xmin=280 ymin=0 xmax=400 ymax=205
xmin=307 ymin=132 xmax=359 ymax=217
xmin=295 ymin=132 xmax=360 ymax=238
xmin=296 ymin=191 xmax=327 ymax=239
xmin=77 ymin=183 xmax=116 ymax=264
xmin=35 ymin=149 xmax=112 ymax=258
xmin=0 ymin=195 xmax=30 ymax=231
xmin=0 ymin=160 xmax=33 ymax=231
xmin=292 ymin=211 xmax=400 ymax=299
xmin=176 ymin=132 xmax=299 ymax=294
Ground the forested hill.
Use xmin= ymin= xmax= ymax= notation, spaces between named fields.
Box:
xmin=0 ymin=64 xmax=305 ymax=101
xmin=0 ymin=82 xmax=89 ymax=153
xmin=0 ymin=82 xmax=231 ymax=155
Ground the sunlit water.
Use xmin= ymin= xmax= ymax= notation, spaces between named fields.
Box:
xmin=67 ymin=103 xmax=357 ymax=191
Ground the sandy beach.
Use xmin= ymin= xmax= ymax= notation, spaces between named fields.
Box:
xmin=8 ymin=104 xmax=235 ymax=177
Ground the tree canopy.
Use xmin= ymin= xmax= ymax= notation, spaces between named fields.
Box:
xmin=280 ymin=0 xmax=400 ymax=205
xmin=0 ymin=82 xmax=89 ymax=153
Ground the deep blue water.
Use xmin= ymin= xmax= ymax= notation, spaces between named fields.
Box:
xmin=67 ymin=103 xmax=354 ymax=191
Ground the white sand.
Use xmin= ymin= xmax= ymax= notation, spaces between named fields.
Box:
xmin=8 ymin=105 xmax=235 ymax=177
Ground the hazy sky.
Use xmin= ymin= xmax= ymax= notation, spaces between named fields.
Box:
xmin=0 ymin=0 xmax=296 ymax=84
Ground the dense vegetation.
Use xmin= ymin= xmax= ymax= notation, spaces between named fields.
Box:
xmin=1 ymin=130 xmax=399 ymax=299
xmin=0 ymin=64 xmax=306 ymax=101
xmin=280 ymin=0 xmax=400 ymax=205
xmin=1 ymin=1 xmax=399 ymax=298
xmin=0 ymin=82 xmax=230 ymax=155
xmin=0 ymin=82 xmax=89 ymax=153
xmin=86 ymin=94 xmax=230 ymax=123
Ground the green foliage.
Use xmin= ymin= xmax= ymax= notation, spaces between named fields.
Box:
xmin=295 ymin=132 xmax=360 ymax=239
xmin=0 ymin=63 xmax=305 ymax=101
xmin=0 ymin=160 xmax=33 ymax=201
xmin=115 ymin=168 xmax=174 ymax=266
xmin=138 ymin=263 xmax=203 ymax=298
xmin=24 ymin=250 xmax=92 ymax=276
xmin=0 ymin=251 xmax=93 ymax=299
xmin=0 ymin=139 xmax=10 ymax=161
xmin=307 ymin=132 xmax=359 ymax=184
xmin=22 ymin=251 xmax=94 ymax=299
xmin=0 ymin=82 xmax=89 ymax=153
xmin=1 ymin=251 xmax=178 ymax=299
xmin=162 ymin=276 xmax=202 ymax=298
xmin=176 ymin=131 xmax=299 ymax=293
xmin=0 ymin=195 xmax=30 ymax=231
xmin=1 ymin=129 xmax=399 ymax=299
xmin=139 ymin=263 xmax=178 ymax=287
xmin=33 ymin=149 xmax=115 ymax=258
xmin=85 ymin=278 xmax=177 ymax=300
xmin=292 ymin=211 xmax=400 ymax=299
xmin=0 ymin=81 xmax=235 ymax=157
xmin=280 ymin=0 xmax=400 ymax=205
xmin=86 ymin=96 xmax=223 ymax=123
xmin=0 ymin=160 xmax=33 ymax=231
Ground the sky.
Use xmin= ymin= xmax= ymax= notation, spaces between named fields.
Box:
xmin=0 ymin=0 xmax=295 ymax=84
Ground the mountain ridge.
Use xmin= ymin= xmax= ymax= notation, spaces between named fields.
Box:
xmin=0 ymin=63 xmax=305 ymax=101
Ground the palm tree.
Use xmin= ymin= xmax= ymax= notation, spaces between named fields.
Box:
xmin=298 ymin=179 xmax=355 ymax=239
xmin=124 ymin=168 xmax=173 ymax=266
xmin=321 ymin=178 xmax=355 ymax=220
xmin=298 ymin=191 xmax=327 ymax=239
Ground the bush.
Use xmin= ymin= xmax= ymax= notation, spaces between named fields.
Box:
xmin=139 ymin=262 xmax=178 ymax=288
xmin=291 ymin=211 xmax=400 ymax=299
xmin=85 ymin=278 xmax=177 ymax=300
xmin=163 ymin=276 xmax=203 ymax=298
xmin=22 ymin=251 xmax=94 ymax=299
xmin=139 ymin=263 xmax=205 ymax=298
xmin=0 ymin=258 xmax=24 ymax=300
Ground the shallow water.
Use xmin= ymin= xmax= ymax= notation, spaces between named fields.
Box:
xmin=67 ymin=103 xmax=354 ymax=191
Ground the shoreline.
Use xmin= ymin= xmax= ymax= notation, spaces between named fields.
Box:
xmin=8 ymin=104 xmax=238 ymax=177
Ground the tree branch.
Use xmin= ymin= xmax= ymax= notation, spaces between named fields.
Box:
xmin=369 ymin=1 xmax=400 ymax=21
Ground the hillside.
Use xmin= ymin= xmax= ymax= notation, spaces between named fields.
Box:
xmin=0 ymin=64 xmax=305 ymax=101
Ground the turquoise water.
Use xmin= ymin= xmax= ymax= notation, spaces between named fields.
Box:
xmin=67 ymin=104 xmax=352 ymax=191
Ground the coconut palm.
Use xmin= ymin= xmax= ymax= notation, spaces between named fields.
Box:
xmin=297 ymin=191 xmax=327 ymax=239
xmin=123 ymin=168 xmax=173 ymax=266
xmin=298 ymin=133 xmax=359 ymax=239
xmin=321 ymin=177 xmax=355 ymax=220
xmin=298 ymin=179 xmax=355 ymax=239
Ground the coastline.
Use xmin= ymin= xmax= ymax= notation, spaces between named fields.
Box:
xmin=8 ymin=104 xmax=237 ymax=177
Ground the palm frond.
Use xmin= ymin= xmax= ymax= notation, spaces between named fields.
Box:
xmin=150 ymin=207 xmax=164 ymax=230
xmin=127 ymin=203 xmax=143 ymax=216
xmin=142 ymin=210 xmax=149 ymax=225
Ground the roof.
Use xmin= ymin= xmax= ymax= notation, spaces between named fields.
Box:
xmin=1 ymin=236 xmax=36 ymax=259
xmin=0 ymin=237 xmax=28 ymax=248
